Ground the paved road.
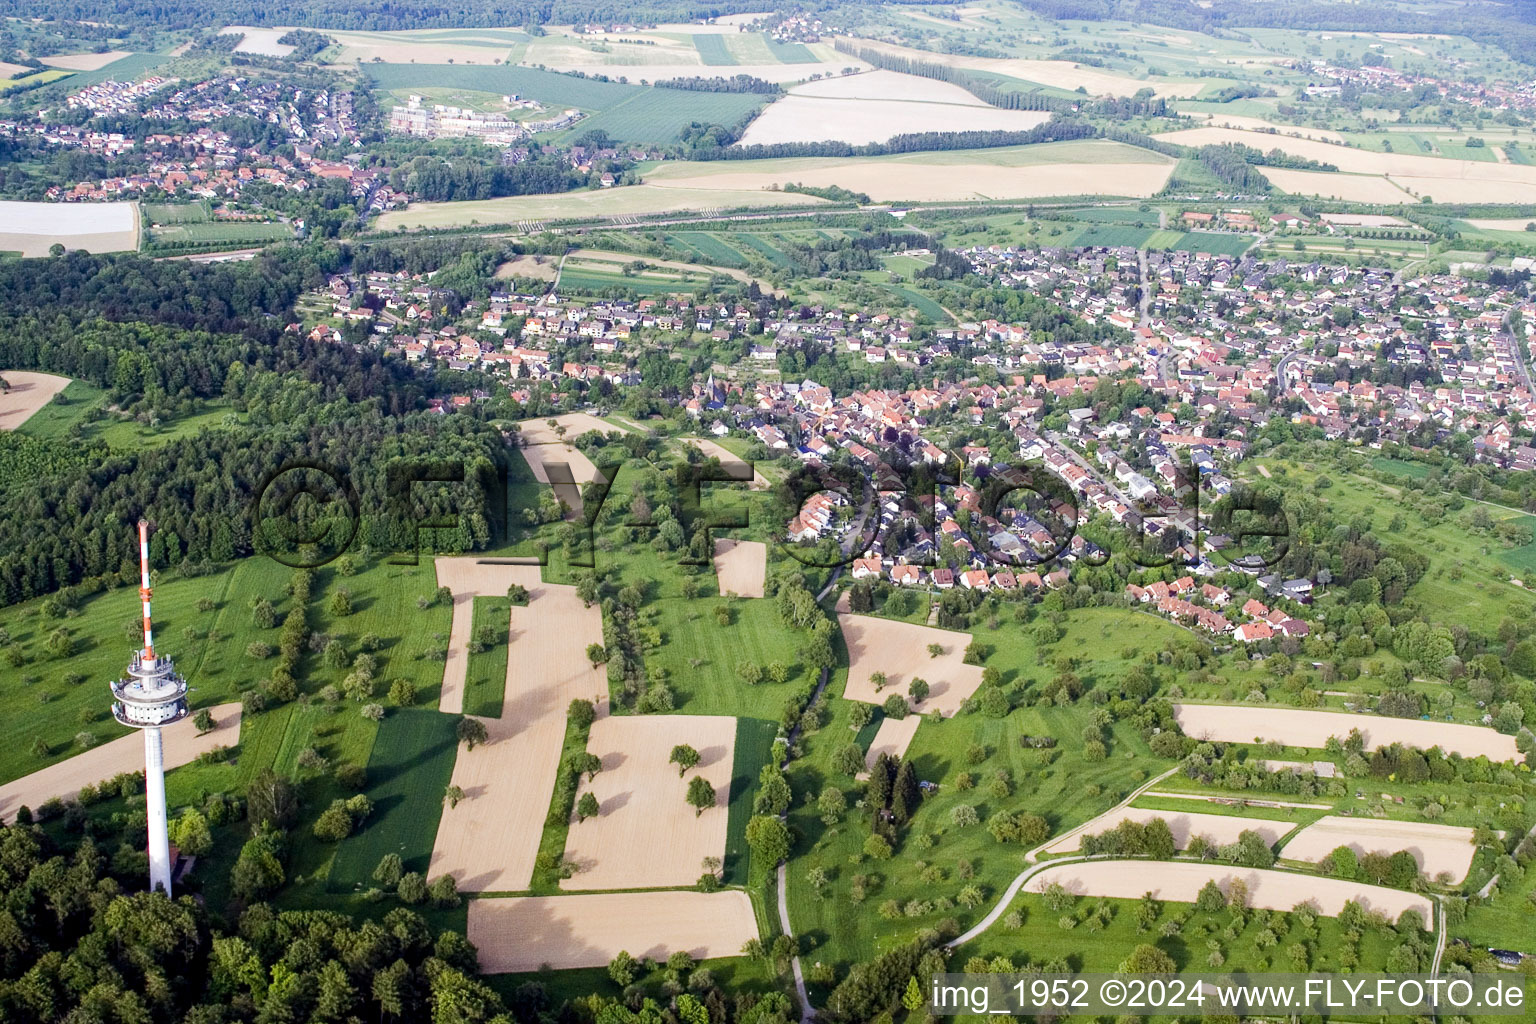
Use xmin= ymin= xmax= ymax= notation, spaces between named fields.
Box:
xmin=948 ymin=767 xmax=1176 ymax=948
xmin=1137 ymin=247 xmax=1152 ymax=329
xmin=1042 ymin=429 xmax=1137 ymax=511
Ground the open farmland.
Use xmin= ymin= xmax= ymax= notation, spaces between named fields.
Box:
xmin=322 ymin=27 xmax=528 ymax=64
xmin=837 ymin=594 xmax=985 ymax=716
xmin=0 ymin=703 xmax=242 ymax=823
xmin=712 ymin=539 xmax=766 ymax=598
xmin=738 ymin=94 xmax=1049 ymax=147
xmin=468 ymin=891 xmax=758 ymax=972
xmin=1028 ymin=860 xmax=1433 ymax=924
xmin=40 ymin=51 xmax=131 ymax=71
xmin=1173 ymin=704 xmax=1521 ymax=761
xmin=561 ymin=713 xmax=736 ymax=890
xmin=861 ymin=715 xmax=921 ymax=769
xmin=0 ymin=200 xmax=138 ymax=257
xmin=222 ymin=27 xmax=295 ymax=57
xmin=1282 ymin=816 xmax=1477 ymax=883
xmin=642 ymin=140 xmax=1176 ymax=202
xmin=843 ymin=37 xmax=1206 ymax=98
xmin=1043 ymin=806 xmax=1293 ymax=855
xmin=373 ymin=185 xmax=826 ymax=231
xmin=0 ymin=372 xmax=72 ymax=430
xmin=428 ymin=563 xmax=608 ymax=893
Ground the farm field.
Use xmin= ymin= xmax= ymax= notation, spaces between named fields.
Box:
xmin=468 ymin=890 xmax=758 ymax=972
xmin=222 ymin=27 xmax=295 ymax=57
xmin=0 ymin=68 xmax=73 ymax=94
xmin=148 ymin=221 xmax=291 ymax=247
xmin=1027 ymin=860 xmax=1433 ymax=924
xmin=463 ymin=597 xmax=510 ymax=718
xmin=1043 ymin=805 xmax=1294 ymax=855
xmin=713 ymin=539 xmax=766 ymax=598
xmin=326 ymin=708 xmax=458 ymax=888
xmin=0 ymin=199 xmax=139 ymax=257
xmin=561 ymin=713 xmax=736 ymax=890
xmin=0 ymin=702 xmax=241 ymax=822
xmin=0 ymin=372 xmax=72 ymax=430
xmin=860 ymin=714 xmax=921 ymax=769
xmin=428 ymin=564 xmax=608 ymax=893
xmin=1280 ymin=816 xmax=1477 ymax=883
xmin=1173 ymin=704 xmax=1521 ymax=761
xmin=737 ymin=88 xmax=1049 ymax=146
xmin=373 ymin=185 xmax=826 ymax=231
xmin=321 ymin=26 xmax=527 ymax=64
xmin=642 ymin=140 xmax=1177 ymax=203
xmin=837 ymin=594 xmax=985 ymax=715
xmin=40 ymin=51 xmax=131 ymax=71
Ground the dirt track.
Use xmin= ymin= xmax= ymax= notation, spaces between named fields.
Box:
xmin=1029 ymin=859 xmax=1432 ymax=925
xmin=1044 ymin=806 xmax=1292 ymax=854
xmin=561 ymin=713 xmax=736 ymax=890
xmin=0 ymin=372 xmax=71 ymax=430
xmin=0 ymin=702 xmax=242 ymax=822
xmin=428 ymin=563 xmax=609 ymax=892
xmin=837 ymin=594 xmax=984 ymax=716
xmin=713 ymin=539 xmax=766 ymax=598
xmin=469 ymin=890 xmax=759 ymax=972
xmin=1174 ymin=704 xmax=1520 ymax=761
xmin=1282 ymin=816 xmax=1476 ymax=883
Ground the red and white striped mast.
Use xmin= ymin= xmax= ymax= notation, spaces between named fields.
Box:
xmin=109 ymin=519 xmax=189 ymax=894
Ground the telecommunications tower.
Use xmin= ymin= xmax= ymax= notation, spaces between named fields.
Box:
xmin=109 ymin=519 xmax=189 ymax=894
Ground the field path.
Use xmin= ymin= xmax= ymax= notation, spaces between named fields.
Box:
xmin=0 ymin=702 xmax=242 ymax=822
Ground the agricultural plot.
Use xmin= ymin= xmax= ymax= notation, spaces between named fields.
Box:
xmin=0 ymin=199 xmax=138 ymax=257
xmin=713 ymin=539 xmax=766 ymax=598
xmin=1166 ymin=231 xmax=1255 ymax=256
xmin=845 ymin=38 xmax=1206 ymax=98
xmin=764 ymin=39 xmax=816 ymax=63
xmin=732 ymin=234 xmax=790 ymax=267
xmin=737 ymin=94 xmax=1050 ymax=147
xmin=667 ymin=231 xmax=748 ymax=267
xmin=222 ymin=27 xmax=295 ymax=57
xmin=319 ymin=26 xmax=528 ymax=64
xmin=0 ymin=68 xmax=73 ymax=94
xmin=694 ymin=35 xmax=734 ymax=66
xmin=0 ymin=372 xmax=72 ymax=431
xmin=373 ymin=185 xmax=825 ymax=232
xmin=327 ymin=709 xmax=458 ymax=887
xmin=468 ymin=891 xmax=758 ymax=972
xmin=561 ymin=713 xmax=736 ymax=890
xmin=722 ymin=717 xmax=778 ymax=885
xmin=148 ymin=221 xmax=291 ymax=247
xmin=1028 ymin=860 xmax=1433 ymax=925
xmin=1071 ymin=225 xmax=1155 ymax=249
xmin=837 ymin=594 xmax=985 ymax=716
xmin=463 ymin=597 xmax=511 ymax=718
xmin=554 ymin=89 xmax=765 ymax=146
xmin=861 ymin=715 xmax=921 ymax=771
xmin=1281 ymin=816 xmax=1477 ymax=883
xmin=40 ymin=51 xmax=131 ymax=71
xmin=1173 ymin=704 xmax=1521 ymax=761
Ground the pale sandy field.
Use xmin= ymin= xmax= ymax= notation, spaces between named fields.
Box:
xmin=1282 ymin=816 xmax=1476 ymax=883
xmin=842 ymin=38 xmax=1204 ymax=98
xmin=0 ymin=199 xmax=139 ymax=257
xmin=0 ymin=61 xmax=29 ymax=78
xmin=1320 ymin=213 xmax=1408 ymax=227
xmin=495 ymin=254 xmax=559 ymax=280
xmin=837 ymin=594 xmax=984 ymax=715
xmin=434 ymin=556 xmax=545 ymax=715
xmin=646 ymin=154 xmax=1175 ymax=202
xmin=1185 ymin=112 xmax=1346 ymax=144
xmin=562 ymin=713 xmax=735 ymax=890
xmin=790 ymin=70 xmax=986 ymax=105
xmin=517 ymin=412 xmax=623 ymax=445
xmin=374 ymin=185 xmax=827 ymax=231
xmin=1466 ymin=217 xmax=1536 ymax=231
xmin=713 ymin=538 xmax=766 ymax=598
xmin=316 ymin=28 xmax=519 ymax=64
xmin=1044 ymin=806 xmax=1291 ymax=855
xmin=1173 ymin=704 xmax=1521 ymax=761
xmin=686 ymin=437 xmax=770 ymax=489
xmin=0 ymin=703 xmax=242 ymax=822
xmin=1259 ymin=169 xmax=1414 ymax=204
xmin=516 ymin=413 xmax=623 ymax=515
xmin=428 ymin=564 xmax=610 ymax=892
xmin=738 ymin=95 xmax=1050 ymax=147
xmin=469 ymin=890 xmax=758 ymax=971
xmin=41 ymin=51 xmax=130 ymax=71
xmin=862 ymin=714 xmax=921 ymax=770
xmin=0 ymin=371 xmax=71 ymax=430
xmin=222 ymin=27 xmax=295 ymax=57
xmin=1029 ymin=860 xmax=1432 ymax=925
xmin=1259 ymin=759 xmax=1315 ymax=772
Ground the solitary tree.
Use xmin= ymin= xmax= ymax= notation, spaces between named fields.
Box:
xmin=576 ymin=792 xmax=600 ymax=822
xmin=927 ymin=643 xmax=943 ymax=658
xmin=669 ymin=743 xmax=701 ymax=777
xmin=908 ymin=678 xmax=930 ymax=703
xmin=456 ymin=716 xmax=488 ymax=750
xmin=444 ymin=785 xmax=465 ymax=809
xmin=869 ymin=671 xmax=888 ymax=692
xmin=687 ymin=776 xmax=716 ymax=815
xmin=193 ymin=708 xmax=216 ymax=734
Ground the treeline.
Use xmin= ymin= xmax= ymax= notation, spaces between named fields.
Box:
xmin=654 ymin=74 xmax=781 ymax=94
xmin=834 ymin=40 xmax=1071 ymax=112
xmin=1195 ymin=143 xmax=1273 ymax=193
xmin=277 ymin=28 xmax=332 ymax=59
xmin=689 ymin=118 xmax=1098 ymax=161
xmin=915 ymin=246 xmax=973 ymax=281
xmin=1102 ymin=126 xmax=1184 ymax=159
xmin=782 ymin=182 xmax=871 ymax=204
xmin=780 ymin=230 xmax=926 ymax=275
xmin=386 ymin=153 xmax=593 ymax=203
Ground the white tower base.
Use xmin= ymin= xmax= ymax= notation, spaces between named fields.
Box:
xmin=144 ymin=727 xmax=172 ymax=895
